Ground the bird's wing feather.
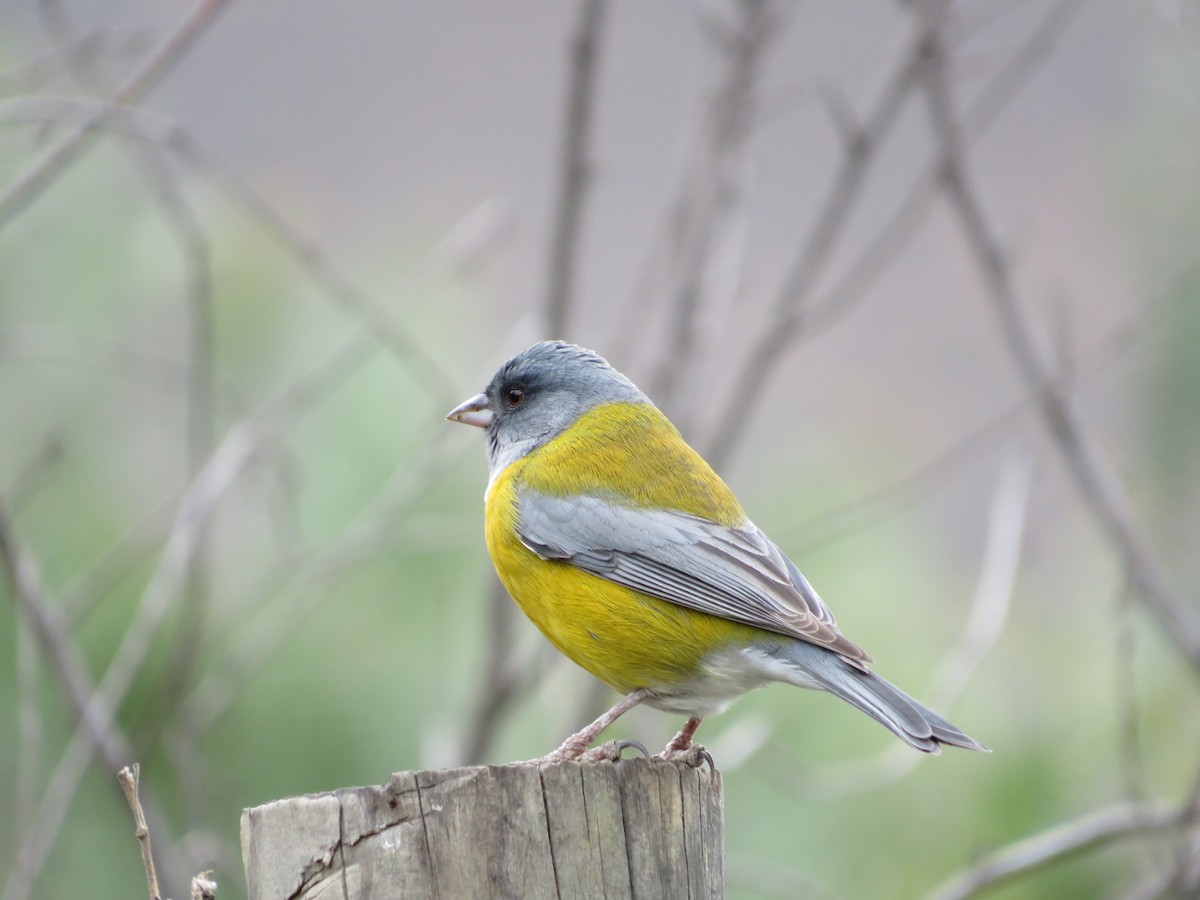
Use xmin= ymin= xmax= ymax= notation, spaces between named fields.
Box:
xmin=515 ymin=489 xmax=872 ymax=667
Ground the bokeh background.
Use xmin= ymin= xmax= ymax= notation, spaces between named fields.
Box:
xmin=1 ymin=1 xmax=1199 ymax=897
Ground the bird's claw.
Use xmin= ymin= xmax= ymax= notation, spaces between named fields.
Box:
xmin=581 ymin=738 xmax=650 ymax=762
xmin=654 ymin=743 xmax=715 ymax=772
xmin=525 ymin=737 xmax=650 ymax=765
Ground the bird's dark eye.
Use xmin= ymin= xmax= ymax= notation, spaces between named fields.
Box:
xmin=504 ymin=387 xmax=526 ymax=409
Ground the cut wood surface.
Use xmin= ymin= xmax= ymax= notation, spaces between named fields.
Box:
xmin=241 ymin=758 xmax=723 ymax=900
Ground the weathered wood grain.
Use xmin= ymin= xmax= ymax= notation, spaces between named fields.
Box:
xmin=241 ymin=759 xmax=723 ymax=899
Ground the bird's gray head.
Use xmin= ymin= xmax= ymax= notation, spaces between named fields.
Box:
xmin=446 ymin=341 xmax=648 ymax=476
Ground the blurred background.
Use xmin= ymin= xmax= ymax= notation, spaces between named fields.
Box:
xmin=1 ymin=0 xmax=1199 ymax=897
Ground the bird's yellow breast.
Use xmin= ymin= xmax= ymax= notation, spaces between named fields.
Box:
xmin=484 ymin=401 xmax=765 ymax=693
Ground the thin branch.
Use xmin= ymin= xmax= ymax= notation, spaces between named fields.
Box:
xmin=794 ymin=0 xmax=1085 ymax=344
xmin=705 ymin=13 xmax=929 ymax=466
xmin=543 ymin=0 xmax=609 ymax=337
xmin=0 ymin=506 xmax=134 ymax=769
xmin=172 ymin=431 xmax=473 ymax=743
xmin=0 ymin=506 xmax=184 ymax=900
xmin=0 ymin=96 xmax=460 ymax=411
xmin=921 ymin=17 xmax=1200 ymax=669
xmin=704 ymin=0 xmax=1084 ymax=466
xmin=0 ymin=0 xmax=233 ymax=229
xmin=38 ymin=0 xmax=220 ymax=770
xmin=164 ymin=195 xmax=512 ymax=740
xmin=649 ymin=0 xmax=777 ymax=415
xmin=117 ymin=764 xmax=161 ymax=900
xmin=1 ymin=417 xmax=255 ymax=900
xmin=780 ymin=252 xmax=1189 ymax=556
xmin=89 ymin=427 xmax=259 ymax=735
xmin=925 ymin=802 xmax=1186 ymax=900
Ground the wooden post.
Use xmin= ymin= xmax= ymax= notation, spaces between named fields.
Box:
xmin=241 ymin=759 xmax=723 ymax=900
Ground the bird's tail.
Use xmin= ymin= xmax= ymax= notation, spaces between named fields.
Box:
xmin=773 ymin=640 xmax=988 ymax=754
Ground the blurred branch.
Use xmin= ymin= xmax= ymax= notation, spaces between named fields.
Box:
xmin=15 ymin=595 xmax=41 ymax=833
xmin=165 ymin=199 xmax=512 ymax=746
xmin=795 ymin=0 xmax=1084 ymax=345
xmin=457 ymin=577 xmax=531 ymax=764
xmin=0 ymin=27 xmax=149 ymax=94
xmin=0 ymin=504 xmax=184 ymax=900
xmin=38 ymin=0 xmax=220 ymax=760
xmin=704 ymin=0 xmax=1084 ymax=466
xmin=925 ymin=802 xmax=1186 ymax=900
xmin=543 ymin=0 xmax=609 ymax=337
xmin=782 ymin=252 xmax=1190 ymax=556
xmin=649 ymin=0 xmax=778 ymax=416
xmin=926 ymin=454 xmax=1029 ymax=709
xmin=170 ymin=437 xmax=472 ymax=754
xmin=921 ymin=16 xmax=1200 ymax=669
xmin=1 ymin=422 xmax=255 ymax=900
xmin=460 ymin=0 xmax=612 ymax=763
xmin=4 ymin=437 xmax=64 ymax=516
xmin=0 ymin=504 xmax=135 ymax=774
xmin=705 ymin=13 xmax=929 ymax=466
xmin=0 ymin=0 xmax=232 ymax=229
xmin=0 ymin=96 xmax=460 ymax=411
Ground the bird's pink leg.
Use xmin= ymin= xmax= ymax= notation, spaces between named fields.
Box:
xmin=656 ymin=716 xmax=712 ymax=768
xmin=532 ymin=688 xmax=652 ymax=763
xmin=661 ymin=716 xmax=703 ymax=755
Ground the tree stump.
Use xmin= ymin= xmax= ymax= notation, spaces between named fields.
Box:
xmin=241 ymin=758 xmax=723 ymax=900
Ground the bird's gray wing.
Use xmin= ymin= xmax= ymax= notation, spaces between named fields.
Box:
xmin=514 ymin=488 xmax=872 ymax=667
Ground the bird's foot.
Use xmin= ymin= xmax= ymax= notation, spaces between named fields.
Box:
xmin=581 ymin=738 xmax=650 ymax=762
xmin=525 ymin=737 xmax=649 ymax=765
xmin=654 ymin=742 xmax=715 ymax=771
xmin=652 ymin=716 xmax=711 ymax=768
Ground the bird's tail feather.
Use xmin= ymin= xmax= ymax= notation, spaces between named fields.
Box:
xmin=773 ymin=641 xmax=988 ymax=754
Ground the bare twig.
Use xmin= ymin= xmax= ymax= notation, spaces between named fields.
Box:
xmin=0 ymin=506 xmax=134 ymax=770
xmin=0 ymin=506 xmax=183 ymax=900
xmin=704 ymin=0 xmax=1084 ymax=466
xmin=705 ymin=13 xmax=929 ymax=466
xmin=650 ymin=0 xmax=777 ymax=416
xmin=38 ymin=0 xmax=220 ymax=761
xmin=0 ymin=0 xmax=232 ymax=229
xmin=117 ymin=763 xmax=162 ymax=900
xmin=459 ymin=0 xmax=611 ymax=764
xmin=1 ymin=401 xmax=256 ymax=900
xmin=782 ymin=254 xmax=1189 ymax=556
xmin=0 ymin=95 xmax=459 ymax=409
xmin=172 ymin=430 xmax=473 ymax=743
xmin=795 ymin=0 xmax=1085 ymax=344
xmin=925 ymin=802 xmax=1186 ymax=900
xmin=921 ymin=17 xmax=1200 ymax=668
xmin=544 ymin=0 xmax=609 ymax=337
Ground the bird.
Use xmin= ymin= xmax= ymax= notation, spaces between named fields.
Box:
xmin=447 ymin=340 xmax=986 ymax=764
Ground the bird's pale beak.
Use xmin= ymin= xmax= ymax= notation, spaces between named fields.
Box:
xmin=446 ymin=392 xmax=494 ymax=429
